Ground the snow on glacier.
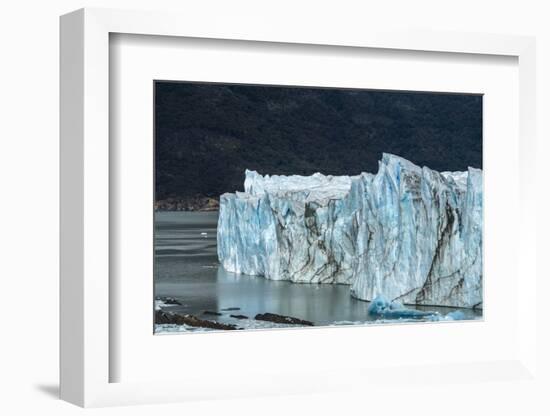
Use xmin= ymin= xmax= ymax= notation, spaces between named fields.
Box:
xmin=217 ymin=154 xmax=482 ymax=308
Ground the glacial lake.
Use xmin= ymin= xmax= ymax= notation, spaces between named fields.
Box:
xmin=154 ymin=211 xmax=482 ymax=332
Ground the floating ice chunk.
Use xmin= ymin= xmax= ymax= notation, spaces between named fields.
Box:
xmin=155 ymin=300 xmax=167 ymax=311
xmin=367 ymin=295 xmax=436 ymax=319
xmin=443 ymin=310 xmax=466 ymax=321
xmin=367 ymin=295 xmax=392 ymax=315
xmin=426 ymin=310 xmax=467 ymax=322
xmin=445 ymin=310 xmax=465 ymax=320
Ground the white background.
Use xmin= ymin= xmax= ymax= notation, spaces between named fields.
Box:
xmin=1 ymin=1 xmax=549 ymax=415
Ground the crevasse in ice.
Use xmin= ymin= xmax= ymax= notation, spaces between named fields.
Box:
xmin=217 ymin=154 xmax=482 ymax=308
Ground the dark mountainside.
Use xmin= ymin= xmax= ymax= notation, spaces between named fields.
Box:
xmin=155 ymin=82 xmax=482 ymax=209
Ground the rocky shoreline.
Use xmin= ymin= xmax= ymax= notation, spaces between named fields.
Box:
xmin=154 ymin=294 xmax=478 ymax=333
xmin=155 ymin=196 xmax=219 ymax=212
xmin=254 ymin=312 xmax=314 ymax=326
xmin=155 ymin=309 xmax=314 ymax=331
xmin=155 ymin=298 xmax=314 ymax=331
xmin=155 ymin=310 xmax=238 ymax=330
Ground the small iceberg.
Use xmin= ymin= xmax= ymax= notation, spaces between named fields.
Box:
xmin=367 ymin=295 xmax=437 ymax=319
xmin=367 ymin=295 xmax=468 ymax=322
xmin=428 ymin=310 xmax=466 ymax=321
xmin=444 ymin=310 xmax=465 ymax=320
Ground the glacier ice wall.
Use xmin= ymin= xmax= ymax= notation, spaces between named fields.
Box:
xmin=217 ymin=154 xmax=482 ymax=308
xmin=217 ymin=171 xmax=360 ymax=284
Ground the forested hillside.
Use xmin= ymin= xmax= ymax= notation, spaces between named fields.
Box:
xmin=155 ymin=82 xmax=482 ymax=204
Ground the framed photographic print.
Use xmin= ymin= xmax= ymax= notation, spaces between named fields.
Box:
xmin=153 ymin=81 xmax=483 ymax=334
xmin=60 ymin=7 xmax=538 ymax=408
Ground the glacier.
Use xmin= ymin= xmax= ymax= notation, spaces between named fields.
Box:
xmin=217 ymin=153 xmax=482 ymax=309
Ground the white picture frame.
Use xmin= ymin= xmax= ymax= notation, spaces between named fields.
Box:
xmin=60 ymin=7 xmax=538 ymax=408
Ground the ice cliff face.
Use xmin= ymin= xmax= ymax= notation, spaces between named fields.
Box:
xmin=217 ymin=171 xmax=359 ymax=284
xmin=217 ymin=154 xmax=482 ymax=308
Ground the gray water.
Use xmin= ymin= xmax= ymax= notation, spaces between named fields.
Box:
xmin=154 ymin=211 xmax=481 ymax=330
